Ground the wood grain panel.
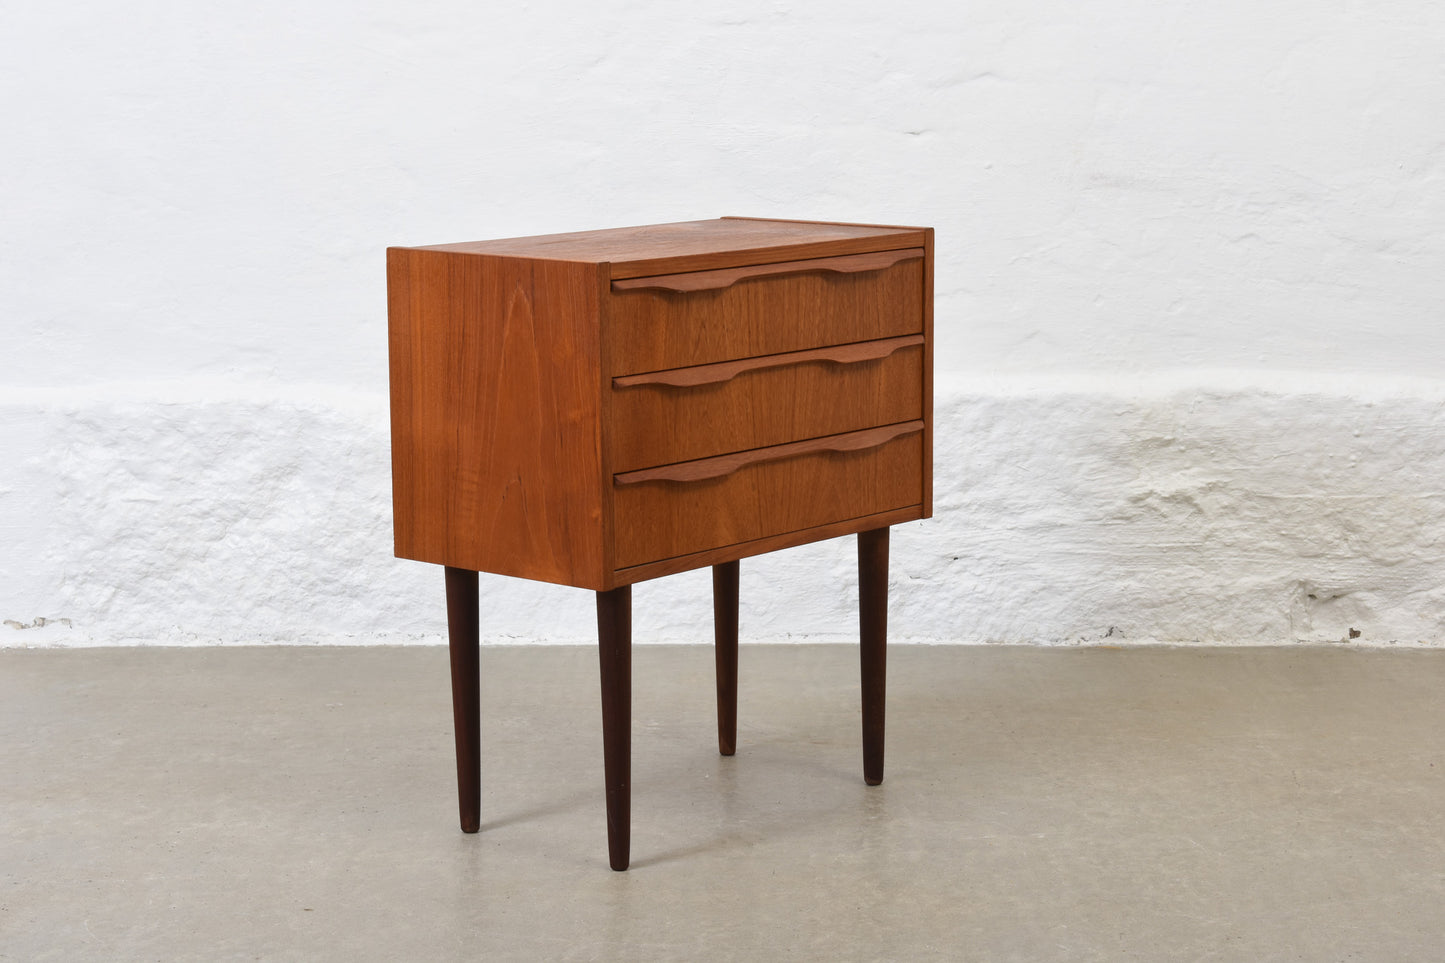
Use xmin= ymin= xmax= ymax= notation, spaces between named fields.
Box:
xmin=611 ymin=250 xmax=922 ymax=294
xmin=611 ymin=431 xmax=923 ymax=568
xmin=414 ymin=218 xmax=926 ymax=278
xmin=611 ymin=349 xmax=924 ymax=472
xmin=608 ymin=505 xmax=925 ymax=586
xmin=615 ymin=422 xmax=922 ymax=485
xmin=721 ymin=215 xmax=932 ymax=232
xmin=388 ymin=249 xmax=606 ymax=587
xmin=920 ymin=227 xmax=935 ymax=520
xmin=608 ymin=256 xmax=924 ymax=374
xmin=613 ymin=335 xmax=922 ymax=389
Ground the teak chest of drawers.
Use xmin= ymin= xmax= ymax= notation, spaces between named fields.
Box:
xmin=387 ymin=216 xmax=933 ymax=869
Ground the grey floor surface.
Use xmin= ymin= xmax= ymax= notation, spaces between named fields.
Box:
xmin=3 ymin=644 xmax=1444 ymax=962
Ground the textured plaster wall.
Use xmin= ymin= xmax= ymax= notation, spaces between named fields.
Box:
xmin=4 ymin=2 xmax=1445 ymax=645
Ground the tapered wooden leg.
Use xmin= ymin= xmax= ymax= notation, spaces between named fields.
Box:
xmin=858 ymin=527 xmax=889 ymax=786
xmin=596 ymin=585 xmax=632 ymax=871
xmin=444 ymin=566 xmax=481 ymax=833
xmin=712 ymin=560 xmax=740 ymax=756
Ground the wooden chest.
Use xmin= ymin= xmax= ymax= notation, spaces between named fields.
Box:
xmin=387 ymin=217 xmax=934 ymax=590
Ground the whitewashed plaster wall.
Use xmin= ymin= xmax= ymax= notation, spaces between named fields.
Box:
xmin=4 ymin=1 xmax=1445 ymax=646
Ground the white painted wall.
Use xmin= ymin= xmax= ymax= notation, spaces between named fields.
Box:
xmin=4 ymin=1 xmax=1445 ymax=645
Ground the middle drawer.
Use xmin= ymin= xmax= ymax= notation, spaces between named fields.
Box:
xmin=609 ymin=336 xmax=924 ymax=472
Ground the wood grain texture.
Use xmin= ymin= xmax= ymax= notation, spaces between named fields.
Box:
xmin=610 ymin=505 xmax=925 ymax=585
xmin=388 ymin=249 xmax=607 ymax=588
xmin=610 ymin=343 xmax=924 ymax=472
xmin=611 ymin=249 xmax=922 ymax=294
xmin=596 ymin=267 xmax=619 ymax=582
xmin=720 ymin=215 xmax=932 ymax=233
xmin=412 ymin=218 xmax=926 ymax=279
xmin=920 ymin=227 xmax=935 ymax=519
xmin=613 ymin=335 xmax=923 ymax=389
xmin=612 ymin=431 xmax=924 ymax=569
xmin=615 ymin=421 xmax=923 ymax=486
xmin=609 ymin=256 xmax=924 ymax=375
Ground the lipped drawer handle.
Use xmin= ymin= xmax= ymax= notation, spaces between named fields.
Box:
xmin=610 ymin=248 xmax=924 ymax=294
xmin=613 ymin=421 xmax=924 ymax=486
xmin=613 ymin=335 xmax=924 ymax=390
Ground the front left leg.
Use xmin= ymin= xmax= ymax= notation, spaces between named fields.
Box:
xmin=444 ymin=566 xmax=481 ymax=832
xmin=713 ymin=560 xmax=740 ymax=756
xmin=858 ymin=527 xmax=889 ymax=786
xmin=596 ymin=585 xmax=632 ymax=871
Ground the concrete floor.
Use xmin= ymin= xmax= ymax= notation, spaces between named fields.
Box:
xmin=3 ymin=644 xmax=1444 ymax=961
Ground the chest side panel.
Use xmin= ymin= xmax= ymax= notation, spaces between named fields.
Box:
xmin=388 ymin=250 xmax=607 ymax=588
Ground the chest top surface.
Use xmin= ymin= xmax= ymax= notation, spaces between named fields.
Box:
xmin=401 ymin=217 xmax=927 ymax=279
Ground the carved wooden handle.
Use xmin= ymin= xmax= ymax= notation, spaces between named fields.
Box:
xmin=613 ymin=421 xmax=924 ymax=486
xmin=611 ymin=248 xmax=924 ymax=294
xmin=613 ymin=335 xmax=924 ymax=390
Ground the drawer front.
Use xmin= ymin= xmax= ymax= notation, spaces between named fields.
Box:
xmin=612 ymin=425 xmax=923 ymax=569
xmin=610 ymin=337 xmax=924 ymax=472
xmin=608 ymin=249 xmax=925 ymax=375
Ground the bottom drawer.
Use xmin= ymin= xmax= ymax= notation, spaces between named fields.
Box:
xmin=612 ymin=424 xmax=923 ymax=568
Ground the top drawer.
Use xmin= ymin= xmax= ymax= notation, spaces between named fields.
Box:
xmin=607 ymin=248 xmax=925 ymax=375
